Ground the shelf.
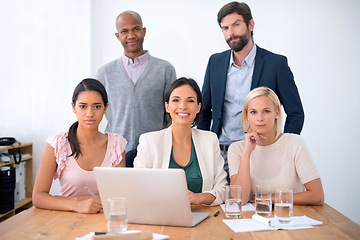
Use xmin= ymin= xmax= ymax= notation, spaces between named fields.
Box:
xmin=0 ymin=162 xmax=9 ymax=167
xmin=0 ymin=210 xmax=13 ymax=219
xmin=0 ymin=157 xmax=33 ymax=167
xmin=0 ymin=142 xmax=32 ymax=151
xmin=15 ymin=198 xmax=32 ymax=210
xmin=0 ymin=198 xmax=33 ymax=220
xmin=0 ymin=142 xmax=33 ymax=222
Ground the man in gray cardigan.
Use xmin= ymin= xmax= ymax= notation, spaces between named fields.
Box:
xmin=96 ymin=11 xmax=176 ymax=166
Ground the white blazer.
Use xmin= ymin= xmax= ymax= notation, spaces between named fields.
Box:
xmin=134 ymin=126 xmax=227 ymax=206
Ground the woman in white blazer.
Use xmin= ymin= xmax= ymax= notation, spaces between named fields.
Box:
xmin=134 ymin=78 xmax=227 ymax=206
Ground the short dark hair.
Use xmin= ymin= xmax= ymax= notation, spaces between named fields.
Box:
xmin=217 ymin=2 xmax=253 ymax=36
xmin=68 ymin=78 xmax=108 ymax=159
xmin=164 ymin=77 xmax=203 ymax=127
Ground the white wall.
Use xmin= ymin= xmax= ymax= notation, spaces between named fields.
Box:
xmin=1 ymin=0 xmax=359 ymax=225
xmin=0 ymin=0 xmax=91 ymax=193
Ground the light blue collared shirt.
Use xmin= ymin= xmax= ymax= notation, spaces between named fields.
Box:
xmin=121 ymin=50 xmax=150 ymax=83
xmin=219 ymin=44 xmax=257 ymax=145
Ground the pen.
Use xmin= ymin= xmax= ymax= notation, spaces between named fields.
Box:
xmin=244 ymin=132 xmax=267 ymax=139
xmin=85 ymin=187 xmax=100 ymax=201
xmin=214 ymin=210 xmax=220 ymax=217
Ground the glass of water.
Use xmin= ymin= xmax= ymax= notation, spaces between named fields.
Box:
xmin=225 ymin=185 xmax=242 ymax=218
xmin=255 ymin=185 xmax=272 ymax=216
xmin=108 ymin=197 xmax=127 ymax=233
xmin=275 ymin=189 xmax=293 ymax=223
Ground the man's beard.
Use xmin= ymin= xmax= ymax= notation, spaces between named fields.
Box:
xmin=226 ymin=30 xmax=251 ymax=52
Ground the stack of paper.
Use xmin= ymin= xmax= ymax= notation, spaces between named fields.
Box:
xmin=222 ymin=214 xmax=323 ymax=232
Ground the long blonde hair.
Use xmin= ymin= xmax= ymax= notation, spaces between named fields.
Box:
xmin=241 ymin=87 xmax=282 ymax=139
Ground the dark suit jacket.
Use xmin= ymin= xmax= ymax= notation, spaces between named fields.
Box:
xmin=197 ymin=46 xmax=304 ymax=136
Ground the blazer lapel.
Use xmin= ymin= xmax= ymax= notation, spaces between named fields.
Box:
xmin=162 ymin=126 xmax=173 ymax=168
xmin=191 ymin=129 xmax=204 ymax=171
xmin=251 ymin=45 xmax=264 ymax=90
xmin=191 ymin=129 xmax=208 ymax=191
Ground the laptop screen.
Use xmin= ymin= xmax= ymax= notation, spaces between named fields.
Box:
xmin=95 ymin=167 xmax=204 ymax=227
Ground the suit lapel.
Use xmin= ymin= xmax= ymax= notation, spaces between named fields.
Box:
xmin=219 ymin=50 xmax=231 ymax=95
xmin=251 ymin=45 xmax=264 ymax=90
xmin=217 ymin=50 xmax=232 ymax=117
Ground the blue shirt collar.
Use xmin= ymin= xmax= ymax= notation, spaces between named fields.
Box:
xmin=229 ymin=43 xmax=257 ymax=68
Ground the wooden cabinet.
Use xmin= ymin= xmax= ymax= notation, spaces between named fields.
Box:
xmin=0 ymin=142 xmax=33 ymax=221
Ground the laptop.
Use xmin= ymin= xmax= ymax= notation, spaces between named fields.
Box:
xmin=94 ymin=167 xmax=210 ymax=227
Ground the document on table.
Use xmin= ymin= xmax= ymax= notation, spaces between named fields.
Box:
xmin=220 ymin=202 xmax=256 ymax=212
xmin=222 ymin=215 xmax=323 ymax=233
xmin=75 ymin=230 xmax=169 ymax=240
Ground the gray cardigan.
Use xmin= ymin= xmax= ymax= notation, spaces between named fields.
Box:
xmin=96 ymin=55 xmax=176 ymax=152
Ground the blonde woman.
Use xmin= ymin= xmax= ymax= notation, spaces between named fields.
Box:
xmin=228 ymin=87 xmax=324 ymax=205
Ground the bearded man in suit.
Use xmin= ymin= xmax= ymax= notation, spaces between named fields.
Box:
xmin=197 ymin=2 xmax=304 ymax=180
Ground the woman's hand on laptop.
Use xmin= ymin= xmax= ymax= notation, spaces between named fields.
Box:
xmin=70 ymin=196 xmax=102 ymax=214
xmin=188 ymin=191 xmax=216 ymax=205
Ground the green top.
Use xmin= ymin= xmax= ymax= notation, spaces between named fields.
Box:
xmin=169 ymin=139 xmax=203 ymax=193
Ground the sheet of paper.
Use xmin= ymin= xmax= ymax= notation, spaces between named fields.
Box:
xmin=220 ymin=202 xmax=256 ymax=213
xmin=75 ymin=230 xmax=169 ymax=240
xmin=270 ymin=215 xmax=323 ymax=229
xmin=223 ymin=219 xmax=278 ymax=232
xmin=223 ymin=215 xmax=322 ymax=233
